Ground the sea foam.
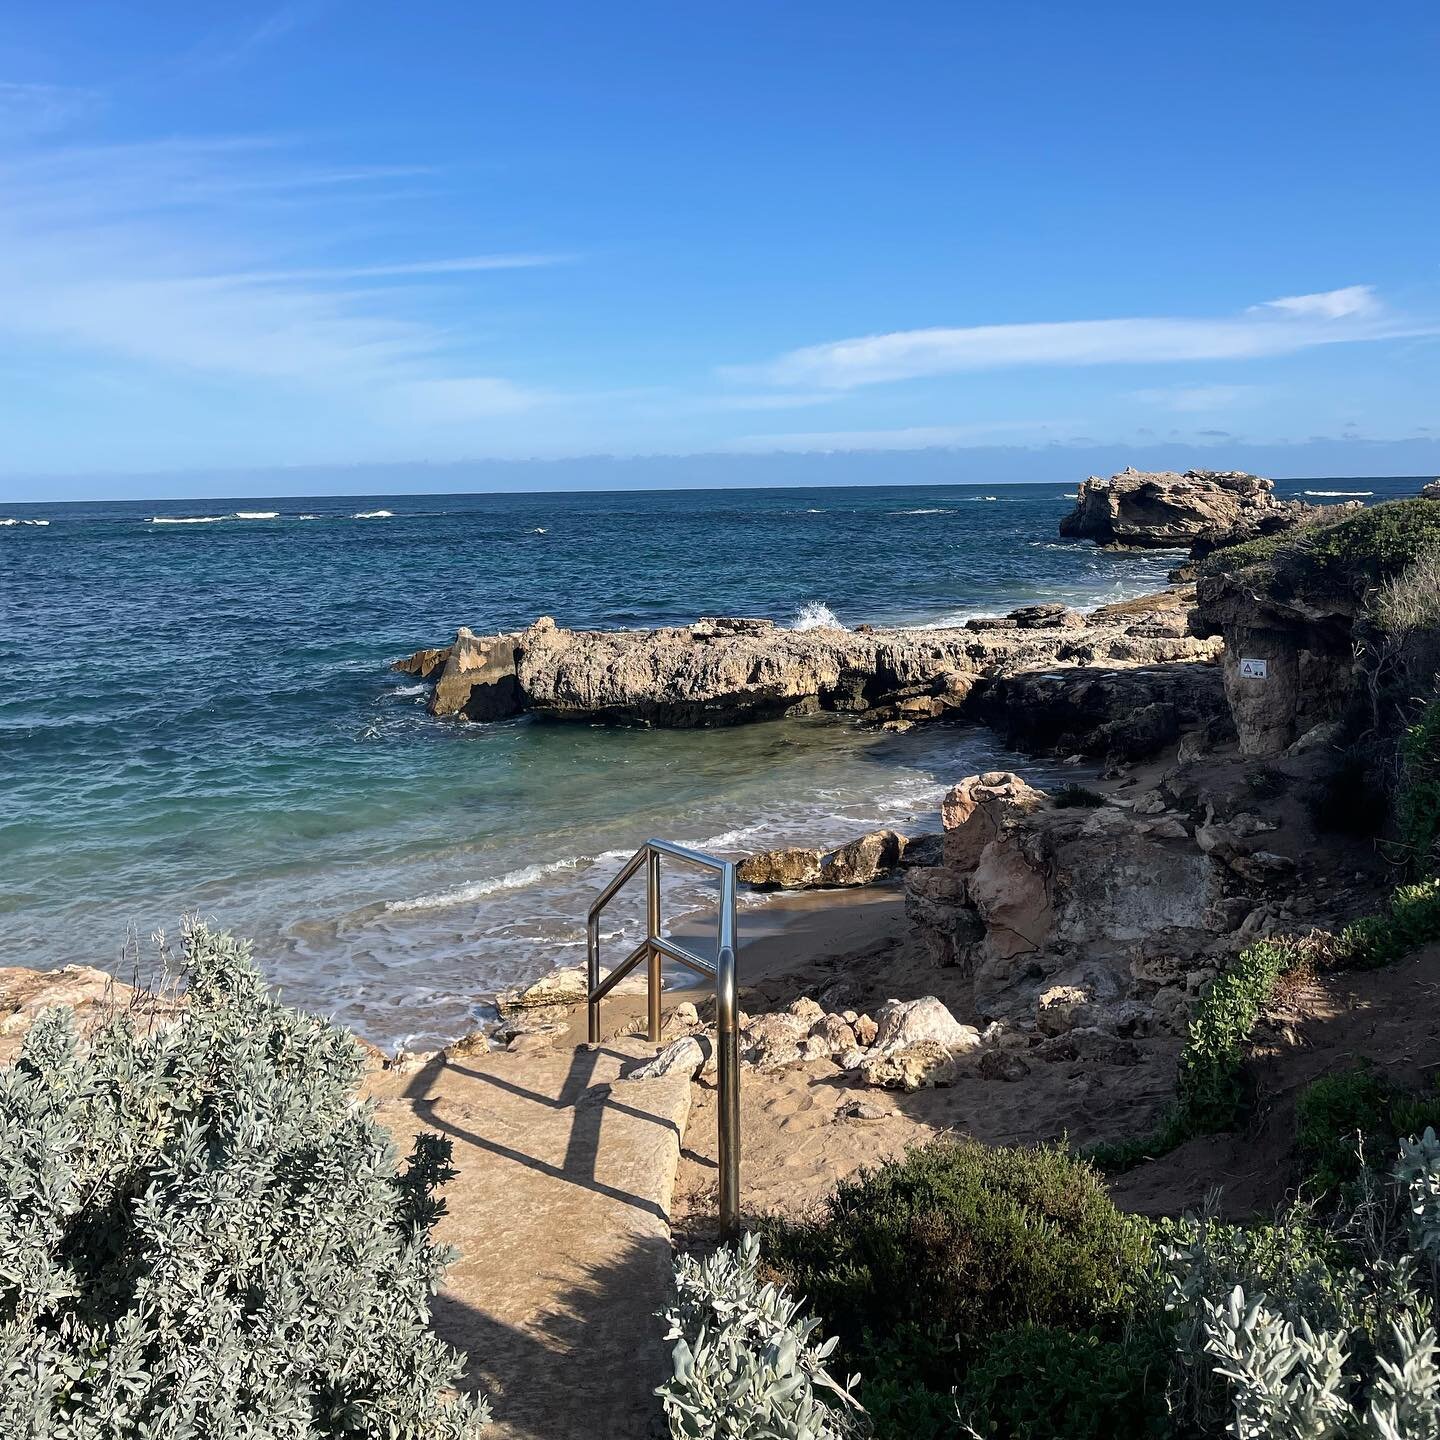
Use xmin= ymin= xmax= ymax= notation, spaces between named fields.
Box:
xmin=791 ymin=600 xmax=845 ymax=631
xmin=353 ymin=509 xmax=394 ymax=519
xmin=234 ymin=510 xmax=279 ymax=519
xmin=151 ymin=515 xmax=226 ymax=524
xmin=1303 ymin=490 xmax=1373 ymax=497
xmin=0 ymin=518 xmax=49 ymax=526
xmin=384 ymin=857 xmax=581 ymax=913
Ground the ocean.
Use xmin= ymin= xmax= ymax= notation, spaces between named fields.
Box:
xmin=0 ymin=477 xmax=1398 ymax=1048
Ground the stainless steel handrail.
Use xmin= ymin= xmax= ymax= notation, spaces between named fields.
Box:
xmin=586 ymin=838 xmax=740 ymax=1232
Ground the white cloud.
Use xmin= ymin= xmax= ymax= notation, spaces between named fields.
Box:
xmin=730 ymin=286 xmax=1430 ymax=390
xmin=1251 ymin=285 xmax=1379 ymax=320
xmin=1129 ymin=383 xmax=1261 ymax=412
xmin=0 ymin=135 xmax=554 ymax=400
xmin=392 ymin=377 xmax=546 ymax=421
xmin=725 ymin=420 xmax=1071 ymax=453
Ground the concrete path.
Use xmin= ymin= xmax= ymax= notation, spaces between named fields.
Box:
xmin=368 ymin=1038 xmax=693 ymax=1440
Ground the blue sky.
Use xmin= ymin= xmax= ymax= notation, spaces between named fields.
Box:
xmin=2 ymin=1 xmax=1439 ymax=497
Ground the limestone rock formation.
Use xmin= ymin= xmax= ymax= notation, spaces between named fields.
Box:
xmin=1059 ymin=467 xmax=1338 ymax=554
xmin=400 ymin=602 xmax=1221 ymax=732
xmin=738 ymin=829 xmax=911 ymax=890
xmin=903 ymin=769 xmax=1245 ymax=1039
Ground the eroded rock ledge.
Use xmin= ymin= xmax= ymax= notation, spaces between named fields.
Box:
xmin=1060 ymin=466 xmax=1354 ymax=553
xmin=396 ymin=590 xmax=1224 ymax=754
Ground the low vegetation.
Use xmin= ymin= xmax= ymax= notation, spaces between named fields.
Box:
xmin=0 ymin=923 xmax=489 ymax=1438
xmin=678 ymin=1131 xmax=1440 ymax=1438
xmin=1197 ymin=497 xmax=1440 ymax=591
xmin=657 ymin=1231 xmax=860 ymax=1438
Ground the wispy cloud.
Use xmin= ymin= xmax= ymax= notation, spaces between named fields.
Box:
xmin=180 ymin=2 xmax=335 ymax=74
xmin=0 ymin=82 xmax=98 ymax=137
xmin=725 ymin=420 xmax=1072 ymax=453
xmin=0 ymin=134 xmax=557 ymax=398
xmin=1129 ymin=383 xmax=1262 ymax=412
xmin=730 ymin=286 xmax=1433 ymax=389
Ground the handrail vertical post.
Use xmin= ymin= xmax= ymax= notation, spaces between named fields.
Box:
xmin=646 ymin=845 xmax=663 ymax=1043
xmin=716 ymin=865 xmax=740 ymax=1234
xmin=586 ymin=913 xmax=600 ymax=1045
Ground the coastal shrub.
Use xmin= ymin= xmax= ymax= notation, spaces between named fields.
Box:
xmin=0 ymin=922 xmax=489 ymax=1439
xmin=1196 ymin=530 xmax=1299 ymax=577
xmin=1394 ymin=703 xmax=1440 ymax=877
xmin=1335 ymin=878 xmax=1440 ymax=968
xmin=1196 ymin=499 xmax=1440 ymax=595
xmin=1372 ymin=546 xmax=1440 ymax=638
xmin=657 ymin=1231 xmax=861 ymax=1439
xmin=953 ymin=1324 xmax=1171 ymax=1440
xmin=1053 ymin=782 xmax=1107 ymax=809
xmin=1174 ymin=937 xmax=1299 ymax=1136
xmin=1160 ymin=1178 xmax=1440 ymax=1438
xmin=761 ymin=1138 xmax=1155 ymax=1355
xmin=1297 ymin=1066 xmax=1404 ymax=1202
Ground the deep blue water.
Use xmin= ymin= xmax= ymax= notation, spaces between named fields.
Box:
xmin=0 ymin=477 xmax=1403 ymax=1045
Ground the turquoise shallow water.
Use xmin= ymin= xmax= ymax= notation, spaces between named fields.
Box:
xmin=0 ymin=478 xmax=1397 ymax=1046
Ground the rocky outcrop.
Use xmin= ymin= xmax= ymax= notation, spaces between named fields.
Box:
xmin=1189 ymin=502 xmax=1428 ymax=755
xmin=428 ymin=627 xmax=524 ymax=722
xmin=902 ymin=770 xmax=1272 ymax=1040
xmin=738 ymin=829 xmax=918 ymax=890
xmin=975 ymin=662 xmax=1229 ymax=760
xmin=1060 ymin=467 xmax=1342 ymax=554
xmin=399 ymin=597 xmax=1220 ymax=733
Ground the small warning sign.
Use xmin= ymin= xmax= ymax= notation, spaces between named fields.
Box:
xmin=1239 ymin=657 xmax=1268 ymax=680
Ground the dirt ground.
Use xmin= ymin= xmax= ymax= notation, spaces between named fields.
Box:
xmin=1109 ymin=942 xmax=1440 ymax=1219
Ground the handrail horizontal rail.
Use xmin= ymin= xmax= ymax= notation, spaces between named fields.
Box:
xmin=586 ymin=837 xmax=739 ymax=1231
xmin=650 ymin=934 xmax=716 ymax=979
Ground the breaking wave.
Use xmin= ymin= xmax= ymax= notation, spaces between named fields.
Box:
xmin=790 ymin=601 xmax=845 ymax=631
xmin=0 ymin=518 xmax=49 ymax=526
xmin=1303 ymin=490 xmax=1373 ymax=497
xmin=151 ymin=515 xmax=226 ymax=525
xmin=234 ymin=510 xmax=279 ymax=520
xmin=353 ymin=509 xmax=394 ymax=519
xmin=384 ymin=857 xmax=583 ymax=913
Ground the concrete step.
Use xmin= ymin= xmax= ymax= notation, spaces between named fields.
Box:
xmin=369 ymin=1037 xmax=691 ymax=1440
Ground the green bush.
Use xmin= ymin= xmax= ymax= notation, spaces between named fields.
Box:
xmin=1197 ymin=498 xmax=1440 ymax=592
xmin=0 ymin=923 xmax=489 ymax=1438
xmin=1337 ymin=877 xmax=1440 ymax=968
xmin=1296 ymin=1066 xmax=1402 ymax=1201
xmin=760 ymin=1139 xmax=1159 ymax=1436
xmin=1174 ymin=937 xmax=1298 ymax=1136
xmin=954 ymin=1325 xmax=1171 ymax=1440
xmin=1396 ymin=704 xmax=1440 ymax=877
xmin=761 ymin=1139 xmax=1155 ymax=1356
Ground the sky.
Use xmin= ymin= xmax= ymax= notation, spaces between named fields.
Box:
xmin=2 ymin=2 xmax=1439 ymax=499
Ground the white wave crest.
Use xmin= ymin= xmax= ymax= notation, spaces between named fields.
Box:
xmin=1303 ymin=489 xmax=1373 ymax=497
xmin=353 ymin=509 xmax=394 ymax=519
xmin=530 ymin=526 xmax=547 ymax=534
xmin=0 ymin=517 xmax=49 ymax=526
xmin=234 ymin=510 xmax=279 ymax=519
xmin=384 ymin=857 xmax=581 ymax=913
xmin=390 ymin=683 xmax=428 ymax=698
xmin=298 ymin=514 xmax=320 ymax=520
xmin=151 ymin=515 xmax=225 ymax=524
xmin=791 ymin=600 xmax=845 ymax=631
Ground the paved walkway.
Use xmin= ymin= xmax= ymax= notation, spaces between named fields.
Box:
xmin=368 ymin=1038 xmax=694 ymax=1440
